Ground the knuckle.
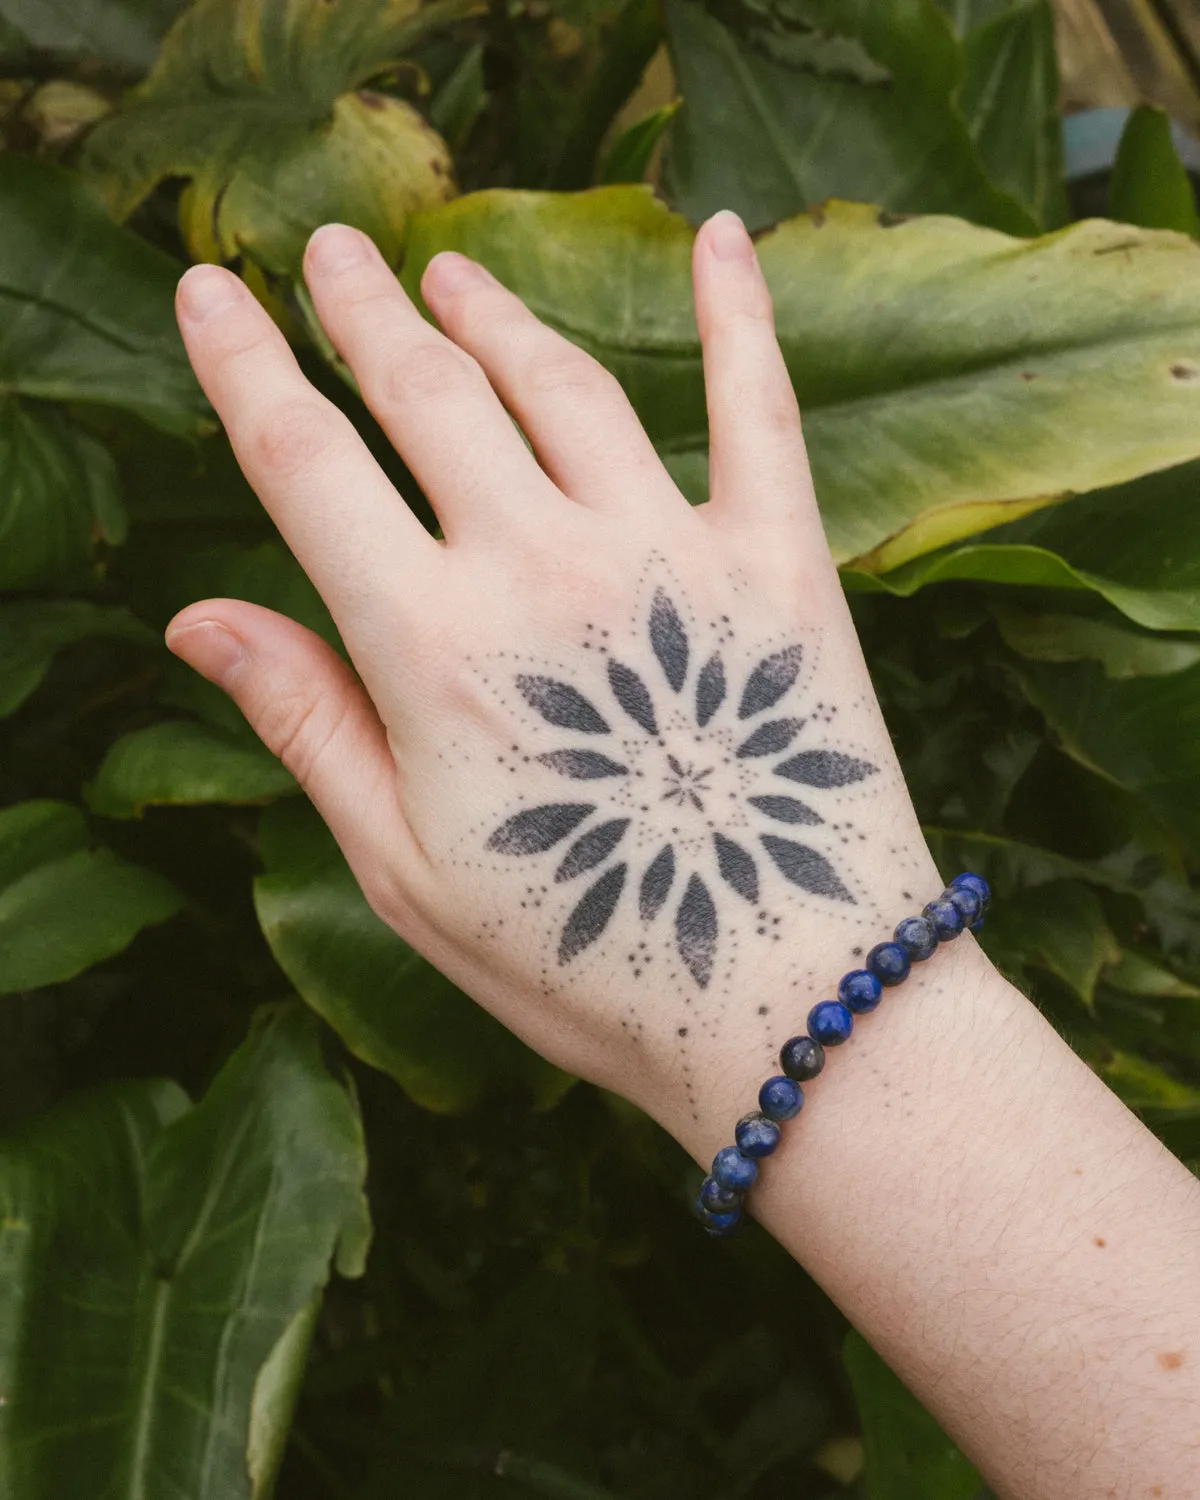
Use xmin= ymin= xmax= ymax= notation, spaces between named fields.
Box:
xmin=383 ymin=340 xmax=484 ymax=407
xmin=245 ymin=399 xmax=346 ymax=479
xmin=524 ymin=341 xmax=616 ymax=400
xmin=258 ymin=687 xmax=340 ymax=784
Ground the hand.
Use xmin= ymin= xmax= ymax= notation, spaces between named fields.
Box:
xmin=168 ymin=210 xmax=941 ymax=1140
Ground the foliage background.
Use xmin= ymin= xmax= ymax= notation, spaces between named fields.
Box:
xmin=2 ymin=0 xmax=1200 ymax=1495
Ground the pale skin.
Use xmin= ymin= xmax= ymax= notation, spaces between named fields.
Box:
xmin=168 ymin=210 xmax=1200 ymax=1498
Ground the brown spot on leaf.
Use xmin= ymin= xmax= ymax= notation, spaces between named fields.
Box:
xmin=808 ymin=206 xmax=827 ymax=228
xmin=358 ymin=89 xmax=386 ymax=110
xmin=1156 ymin=1350 xmax=1185 ymax=1371
xmin=877 ymin=210 xmax=910 ymax=228
xmin=1170 ymin=362 xmax=1199 ymax=383
xmin=1020 ymin=370 xmax=1038 ymax=381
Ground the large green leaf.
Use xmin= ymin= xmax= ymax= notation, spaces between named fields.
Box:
xmin=0 ymin=0 xmax=188 ymax=72
xmin=994 ymin=607 xmax=1200 ymax=678
xmin=254 ymin=799 xmax=572 ymax=1112
xmin=81 ymin=0 xmax=471 ymax=275
xmin=0 ymin=601 xmax=155 ymax=718
xmin=402 ymin=187 xmax=1200 ymax=569
xmin=0 ymin=801 xmax=183 ymax=994
xmin=87 ymin=719 xmax=299 ymax=819
xmin=982 ymin=879 xmax=1121 ymax=1007
xmin=661 ymin=0 xmax=1034 ymax=234
xmin=844 ymin=1330 xmax=983 ymax=1500
xmin=1110 ymin=105 xmax=1200 ymax=237
xmin=0 ymin=1004 xmax=369 ymax=1499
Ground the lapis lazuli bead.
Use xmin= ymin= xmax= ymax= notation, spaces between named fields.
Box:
xmin=970 ymin=915 xmax=984 ymax=933
xmin=808 ymin=1000 xmax=853 ymax=1046
xmin=946 ymin=883 xmax=982 ymax=924
xmin=699 ymin=1203 xmax=742 ymax=1236
xmin=838 ymin=968 xmax=882 ymax=1013
xmin=924 ymin=895 xmax=964 ymax=940
xmin=780 ymin=1034 xmax=825 ymax=1082
xmin=758 ymin=1075 xmax=804 ymax=1121
xmin=712 ymin=1145 xmax=758 ymax=1192
xmin=736 ymin=1111 xmax=782 ymax=1158
xmin=867 ymin=941 xmax=911 ymax=986
xmin=894 ymin=915 xmax=938 ymax=961
xmin=699 ymin=1174 xmax=742 ymax=1214
xmin=950 ymin=871 xmax=991 ymax=910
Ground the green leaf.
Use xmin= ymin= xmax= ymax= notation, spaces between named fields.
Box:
xmin=844 ymin=1330 xmax=983 ymax=1500
xmin=402 ymin=187 xmax=1200 ymax=570
xmin=1104 ymin=949 xmax=1200 ymax=1001
xmin=0 ymin=1004 xmax=369 ymax=1499
xmin=0 ymin=801 xmax=183 ymax=994
xmin=254 ymin=799 xmax=572 ymax=1112
xmin=87 ymin=719 xmax=298 ymax=819
xmin=81 ymin=0 xmax=470 ymax=275
xmin=1016 ymin=659 xmax=1200 ymax=860
xmin=0 ymin=0 xmax=189 ymax=72
xmin=994 ymin=606 xmax=1200 ymax=678
xmin=0 ymin=601 xmax=155 ymax=718
xmin=981 ymin=879 xmax=1122 ymax=1007
xmin=1110 ymin=106 xmax=1200 ymax=237
xmin=598 ymin=101 xmax=680 ymax=184
xmin=954 ymin=0 xmax=1067 ymax=229
xmin=1096 ymin=1049 xmax=1200 ymax=1110
xmin=661 ymin=0 xmax=1035 ymax=234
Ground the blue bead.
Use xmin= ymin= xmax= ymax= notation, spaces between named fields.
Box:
xmin=950 ymin=871 xmax=991 ymax=910
xmin=946 ymin=884 xmax=982 ymax=924
xmin=838 ymin=968 xmax=883 ymax=1013
xmin=758 ymin=1075 xmax=804 ymax=1121
xmin=867 ymin=941 xmax=911 ymax=986
xmin=808 ymin=1000 xmax=854 ymax=1046
xmin=736 ymin=1111 xmax=782 ymax=1157
xmin=970 ymin=915 xmax=985 ymax=933
xmin=923 ymin=895 xmax=964 ymax=940
xmin=699 ymin=1204 xmax=742 ymax=1236
xmin=780 ymin=1034 xmax=825 ymax=1081
xmin=712 ymin=1145 xmax=758 ymax=1192
xmin=699 ymin=1174 xmax=742 ymax=1214
xmin=894 ymin=914 xmax=939 ymax=961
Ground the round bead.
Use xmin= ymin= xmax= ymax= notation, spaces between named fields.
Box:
xmin=758 ymin=1075 xmax=804 ymax=1121
xmin=969 ymin=915 xmax=985 ymax=933
xmin=950 ymin=871 xmax=991 ymax=910
xmin=838 ymin=968 xmax=883 ymax=1013
xmin=923 ymin=895 xmax=965 ymax=940
xmin=946 ymin=884 xmax=982 ymax=924
xmin=699 ymin=1174 xmax=742 ymax=1215
xmin=700 ymin=1204 xmax=742 ymax=1236
xmin=808 ymin=1000 xmax=854 ymax=1046
xmin=736 ymin=1111 xmax=782 ymax=1158
xmin=712 ymin=1145 xmax=758 ymax=1192
xmin=867 ymin=941 xmax=911 ymax=987
xmin=780 ymin=1034 xmax=825 ymax=1082
xmin=894 ymin=914 xmax=939 ymax=961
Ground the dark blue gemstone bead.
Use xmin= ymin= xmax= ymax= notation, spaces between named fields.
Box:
xmin=780 ymin=1034 xmax=825 ymax=1082
xmin=736 ymin=1111 xmax=782 ymax=1158
xmin=970 ymin=915 xmax=985 ymax=933
xmin=712 ymin=1145 xmax=758 ymax=1192
xmin=950 ymin=871 xmax=991 ymax=910
xmin=946 ymin=884 xmax=982 ymax=924
xmin=758 ymin=1075 xmax=804 ymax=1121
xmin=699 ymin=1174 xmax=742 ymax=1215
xmin=808 ymin=1000 xmax=853 ymax=1046
xmin=894 ymin=915 xmax=939 ymax=961
xmin=867 ymin=941 xmax=911 ymax=986
xmin=924 ymin=895 xmax=965 ymax=940
xmin=699 ymin=1204 xmax=742 ymax=1236
xmin=838 ymin=968 xmax=883 ymax=1013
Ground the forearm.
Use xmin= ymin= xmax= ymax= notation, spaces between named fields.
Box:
xmin=659 ymin=923 xmax=1200 ymax=1499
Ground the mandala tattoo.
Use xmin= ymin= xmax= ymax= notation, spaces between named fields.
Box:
xmin=481 ymin=579 xmax=880 ymax=991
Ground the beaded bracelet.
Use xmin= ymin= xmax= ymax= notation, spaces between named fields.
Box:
xmin=696 ymin=872 xmax=991 ymax=1236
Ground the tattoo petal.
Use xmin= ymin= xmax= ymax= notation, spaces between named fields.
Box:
xmin=695 ymin=652 xmax=726 ymax=728
xmin=607 ymin=659 xmax=658 ymax=735
xmin=738 ymin=645 xmax=803 ymax=719
xmin=558 ymin=863 xmax=627 ymax=963
xmin=760 ymin=835 xmax=854 ymax=902
xmin=713 ymin=833 xmax=759 ymax=903
xmin=649 ymin=588 xmax=689 ymax=692
xmin=516 ymin=674 xmax=610 ymax=733
xmin=639 ymin=844 xmax=676 ymax=920
xmin=774 ymin=750 xmax=878 ymax=789
xmin=537 ymin=749 xmax=629 ymax=780
xmin=676 ymin=873 xmax=717 ymax=988
xmin=487 ymin=802 xmax=595 ymax=854
xmin=736 ymin=718 xmax=806 ymax=758
xmin=555 ymin=818 xmax=630 ymax=882
xmin=748 ymin=793 xmax=822 ymax=826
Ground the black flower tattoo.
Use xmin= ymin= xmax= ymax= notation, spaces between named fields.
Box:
xmin=484 ymin=586 xmax=878 ymax=990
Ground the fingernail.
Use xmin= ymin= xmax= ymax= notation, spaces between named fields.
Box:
xmin=426 ymin=251 xmax=496 ymax=292
xmin=707 ymin=209 xmax=754 ymax=263
xmin=165 ymin=620 xmax=246 ymax=686
xmin=307 ymin=223 xmax=371 ymax=273
xmin=177 ymin=265 xmax=241 ymax=321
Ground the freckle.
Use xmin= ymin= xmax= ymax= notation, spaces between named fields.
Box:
xmin=1074 ymin=1167 xmax=1083 ymax=1175
xmin=1094 ymin=1237 xmax=1106 ymax=1248
xmin=678 ymin=1026 xmax=688 ymax=1036
xmin=1156 ymin=1351 xmax=1185 ymax=1371
xmin=757 ymin=1004 xmax=768 ymax=1015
